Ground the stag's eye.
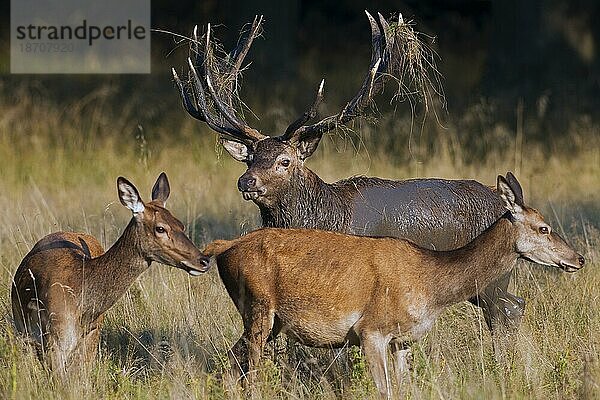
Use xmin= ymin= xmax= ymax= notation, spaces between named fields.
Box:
xmin=280 ymin=159 xmax=291 ymax=167
xmin=539 ymin=226 xmax=550 ymax=234
xmin=155 ymin=226 xmax=167 ymax=234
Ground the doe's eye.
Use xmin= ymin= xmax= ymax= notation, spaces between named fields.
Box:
xmin=155 ymin=226 xmax=166 ymax=234
xmin=280 ymin=159 xmax=291 ymax=167
xmin=539 ymin=226 xmax=550 ymax=234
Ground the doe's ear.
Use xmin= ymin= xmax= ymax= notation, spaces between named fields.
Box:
xmin=117 ymin=177 xmax=145 ymax=215
xmin=497 ymin=175 xmax=523 ymax=216
xmin=152 ymin=172 xmax=170 ymax=206
xmin=222 ymin=139 xmax=251 ymax=162
xmin=505 ymin=171 xmax=524 ymax=206
xmin=296 ymin=133 xmax=322 ymax=161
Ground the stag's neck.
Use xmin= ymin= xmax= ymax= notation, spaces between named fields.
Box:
xmin=259 ymin=168 xmax=352 ymax=232
xmin=426 ymin=214 xmax=518 ymax=307
xmin=80 ymin=218 xmax=149 ymax=322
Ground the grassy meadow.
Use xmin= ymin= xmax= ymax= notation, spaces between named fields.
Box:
xmin=0 ymin=81 xmax=598 ymax=399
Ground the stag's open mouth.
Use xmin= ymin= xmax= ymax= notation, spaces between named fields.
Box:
xmin=241 ymin=189 xmax=266 ymax=201
xmin=178 ymin=259 xmax=211 ymax=276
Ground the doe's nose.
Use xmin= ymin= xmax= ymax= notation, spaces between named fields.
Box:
xmin=578 ymin=255 xmax=585 ymax=266
xmin=200 ymin=255 xmax=210 ymax=267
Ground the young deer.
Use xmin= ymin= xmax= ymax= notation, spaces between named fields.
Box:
xmin=11 ymin=173 xmax=210 ymax=374
xmin=203 ymin=172 xmax=584 ymax=398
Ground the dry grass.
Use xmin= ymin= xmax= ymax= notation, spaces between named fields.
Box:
xmin=0 ymin=85 xmax=598 ymax=399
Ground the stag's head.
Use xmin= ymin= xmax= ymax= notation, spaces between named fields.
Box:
xmin=221 ymin=137 xmax=316 ymax=203
xmin=497 ymin=173 xmax=585 ymax=273
xmin=173 ymin=12 xmax=442 ymax=207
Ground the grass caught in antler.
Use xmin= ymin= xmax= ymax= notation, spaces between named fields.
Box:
xmin=173 ymin=12 xmax=446 ymax=142
xmin=381 ymin=13 xmax=446 ymax=115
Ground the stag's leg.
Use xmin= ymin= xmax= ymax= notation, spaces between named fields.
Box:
xmin=390 ymin=341 xmax=412 ymax=396
xmin=361 ymin=331 xmax=392 ymax=399
xmin=470 ymin=272 xmax=524 ymax=365
xmin=469 ymin=271 xmax=525 ymax=335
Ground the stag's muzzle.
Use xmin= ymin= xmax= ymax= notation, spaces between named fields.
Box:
xmin=238 ymin=174 xmax=265 ymax=200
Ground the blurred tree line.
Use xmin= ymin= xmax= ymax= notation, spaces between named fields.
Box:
xmin=0 ymin=0 xmax=598 ymax=144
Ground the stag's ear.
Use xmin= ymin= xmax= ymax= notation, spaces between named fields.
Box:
xmin=296 ymin=133 xmax=322 ymax=161
xmin=118 ymin=177 xmax=145 ymax=216
xmin=505 ymin=171 xmax=524 ymax=206
xmin=497 ymin=175 xmax=523 ymax=216
xmin=151 ymin=172 xmax=170 ymax=206
xmin=222 ymin=139 xmax=251 ymax=162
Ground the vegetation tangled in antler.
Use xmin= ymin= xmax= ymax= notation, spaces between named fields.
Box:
xmin=172 ymin=12 xmax=445 ymax=143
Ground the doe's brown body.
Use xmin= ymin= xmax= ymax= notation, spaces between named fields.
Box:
xmin=203 ymin=173 xmax=584 ymax=398
xmin=11 ymin=173 xmax=209 ymax=374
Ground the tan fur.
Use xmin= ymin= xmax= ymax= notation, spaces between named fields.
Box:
xmin=208 ymin=176 xmax=584 ymax=398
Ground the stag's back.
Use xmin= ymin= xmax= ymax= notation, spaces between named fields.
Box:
xmin=345 ymin=177 xmax=505 ymax=250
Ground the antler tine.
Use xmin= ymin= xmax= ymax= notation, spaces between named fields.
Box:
xmin=230 ymin=15 xmax=264 ymax=77
xmin=173 ymin=19 xmax=265 ymax=144
xmin=205 ymin=73 xmax=264 ymax=140
xmin=192 ymin=25 xmax=200 ymax=59
xmin=346 ymin=58 xmax=381 ymax=115
xmin=172 ymin=67 xmax=204 ymax=120
xmin=203 ymin=23 xmax=265 ymax=141
xmin=184 ymin=58 xmax=249 ymax=139
xmin=367 ymin=11 xmax=383 ymax=67
xmin=283 ymin=79 xmax=325 ymax=138
xmin=286 ymin=11 xmax=386 ymax=140
xmin=377 ymin=12 xmax=393 ymax=55
xmin=286 ymin=10 xmax=442 ymax=140
xmin=340 ymin=11 xmax=385 ymax=118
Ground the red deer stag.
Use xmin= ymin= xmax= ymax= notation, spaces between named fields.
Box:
xmin=172 ymin=13 xmax=524 ymax=335
xmin=203 ymin=172 xmax=584 ymax=399
xmin=11 ymin=173 xmax=210 ymax=374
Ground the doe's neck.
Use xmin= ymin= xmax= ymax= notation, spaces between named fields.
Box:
xmin=428 ymin=215 xmax=519 ymax=307
xmin=80 ymin=218 xmax=149 ymax=322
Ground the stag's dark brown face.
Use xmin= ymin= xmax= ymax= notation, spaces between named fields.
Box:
xmin=222 ymin=136 xmax=318 ymax=206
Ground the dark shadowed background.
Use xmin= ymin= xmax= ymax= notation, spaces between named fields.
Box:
xmin=0 ymin=0 xmax=598 ymax=145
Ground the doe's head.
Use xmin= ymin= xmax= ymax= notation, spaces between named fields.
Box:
xmin=117 ymin=172 xmax=210 ymax=275
xmin=497 ymin=172 xmax=585 ymax=272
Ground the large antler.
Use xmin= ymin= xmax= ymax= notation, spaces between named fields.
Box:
xmin=282 ymin=11 xmax=444 ymax=143
xmin=172 ymin=16 xmax=266 ymax=144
